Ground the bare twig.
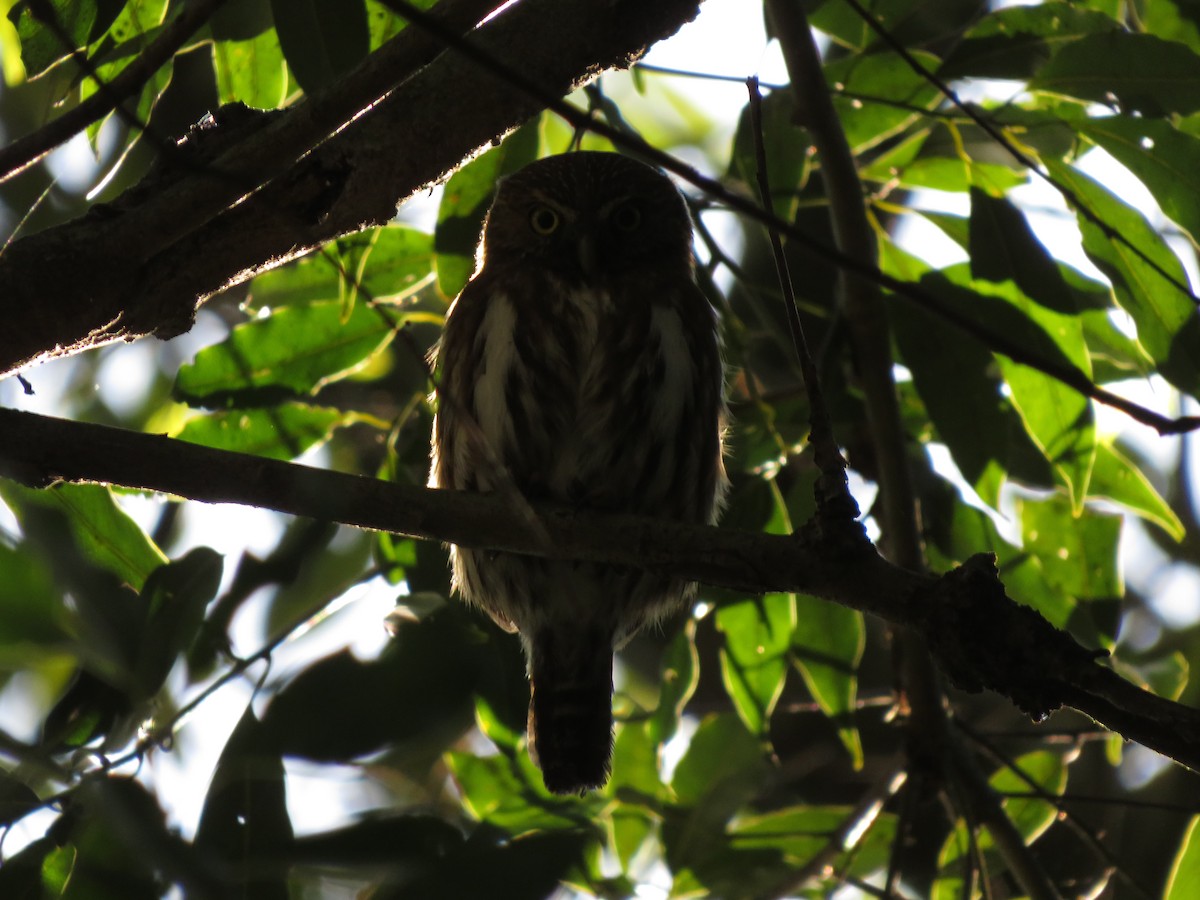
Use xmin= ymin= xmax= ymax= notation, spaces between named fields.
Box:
xmin=960 ymin=720 xmax=1155 ymax=899
xmin=746 ymin=76 xmax=856 ymax=524
xmin=947 ymin=725 xmax=1064 ymax=900
xmin=769 ymin=765 xmax=907 ymax=898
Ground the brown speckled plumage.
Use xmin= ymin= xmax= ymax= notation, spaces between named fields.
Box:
xmin=429 ymin=152 xmax=726 ymax=794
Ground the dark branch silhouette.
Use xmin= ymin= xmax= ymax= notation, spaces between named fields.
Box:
xmin=2 ymin=406 xmax=1198 ymax=775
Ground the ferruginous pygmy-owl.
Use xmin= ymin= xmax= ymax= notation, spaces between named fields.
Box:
xmin=429 ymin=151 xmax=727 ymax=795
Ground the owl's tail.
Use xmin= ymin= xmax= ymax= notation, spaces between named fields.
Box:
xmin=525 ymin=625 xmax=614 ymax=795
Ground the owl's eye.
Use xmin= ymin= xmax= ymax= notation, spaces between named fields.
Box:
xmin=611 ymin=203 xmax=642 ymax=232
xmin=529 ymin=206 xmax=560 ymax=235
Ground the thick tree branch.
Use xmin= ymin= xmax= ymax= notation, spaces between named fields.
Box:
xmin=0 ymin=0 xmax=702 ymax=375
xmin=2 ymin=406 xmax=1199 ymax=774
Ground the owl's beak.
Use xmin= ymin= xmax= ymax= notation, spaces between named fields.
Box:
xmin=576 ymin=232 xmax=600 ymax=278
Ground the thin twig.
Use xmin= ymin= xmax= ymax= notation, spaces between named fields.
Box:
xmin=947 ymin=728 xmax=1064 ymax=900
xmin=768 ymin=765 xmax=907 ymax=898
xmin=746 ymin=76 xmax=854 ymax=520
xmin=959 ymin=719 xmax=1155 ymax=899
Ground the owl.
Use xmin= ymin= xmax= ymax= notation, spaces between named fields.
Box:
xmin=429 ymin=151 xmax=727 ymax=794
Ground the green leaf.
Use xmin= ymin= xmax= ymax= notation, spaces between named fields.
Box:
xmin=0 ymin=541 xmax=68 ymax=655
xmin=82 ymin=50 xmax=173 ymax=150
xmin=889 ymin=263 xmax=1011 ymax=506
xmin=662 ymin=714 xmax=782 ymax=897
xmin=0 ymin=481 xmax=166 ymax=590
xmin=1081 ymin=306 xmax=1154 ymax=383
xmin=806 ymin=0 xmax=979 ymax=51
xmin=730 ymin=805 xmax=895 ymax=877
xmin=195 ymin=708 xmax=293 ymax=899
xmin=269 ymin=0 xmax=368 ymax=94
xmin=247 ymin=226 xmax=435 ymax=309
xmin=175 ymin=299 xmax=406 ymax=404
xmin=923 ymin=266 xmax=1097 ymax=509
xmin=715 ymin=594 xmax=794 ymax=737
xmin=134 ymin=548 xmax=222 ymax=699
xmin=211 ymin=0 xmax=273 ymax=41
xmin=940 ymin=2 xmax=1119 ymax=80
xmin=41 ymin=844 xmax=75 ymax=895
xmin=1045 ymin=158 xmax=1200 ymax=396
xmin=990 ymin=750 xmax=1067 ymax=843
xmin=608 ymin=802 xmax=655 ymax=873
xmin=1019 ymin=494 xmax=1122 ymax=601
xmin=447 ymin=752 xmax=598 ymax=832
xmin=671 ymin=713 xmax=766 ymax=807
xmin=175 ymin=404 xmax=354 ymax=460
xmin=57 ymin=778 xmax=171 ymax=900
xmin=474 ymin=695 xmax=522 ymax=754
xmin=213 ymin=27 xmax=287 ymax=108
xmin=0 ymin=768 xmax=40 ymax=828
xmin=1166 ymin=817 xmax=1200 ymax=900
xmin=937 ymin=751 xmax=1067 ymax=895
xmin=648 ymin=620 xmax=699 ymax=746
xmin=77 ymin=1 xmax=170 ymax=147
xmin=969 ymin=187 xmax=1102 ymax=316
xmin=983 ymin=100 xmax=1088 ymax=162
xmin=791 ymin=595 xmax=864 ymax=767
xmin=1032 ymin=31 xmax=1200 ymax=116
xmin=990 ymin=304 xmax=1095 ymax=486
xmin=365 ymin=0 xmax=434 ymax=49
xmin=609 ymin=716 xmax=662 ymax=800
xmin=435 ymin=124 xmax=540 ymax=299
xmin=827 ymin=50 xmax=941 ymax=154
xmin=1116 ymin=650 xmax=1190 ymax=702
xmin=103 ymin=0 xmax=166 ymax=44
xmin=1090 ymin=442 xmax=1185 ymax=540
xmin=926 ymin=496 xmax=1077 ymax=632
xmin=1145 ymin=0 xmax=1200 ymax=55
xmin=264 ymin=608 xmax=480 ymax=761
xmin=9 ymin=0 xmax=96 ymax=77
xmin=861 ymin=137 xmax=1027 ymax=193
xmin=1081 ymin=115 xmax=1200 ymax=243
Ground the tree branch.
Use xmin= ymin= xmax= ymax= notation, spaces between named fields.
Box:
xmin=2 ymin=406 xmax=1199 ymax=774
xmin=0 ymin=0 xmax=703 ymax=375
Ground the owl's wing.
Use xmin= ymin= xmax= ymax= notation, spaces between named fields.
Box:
xmin=433 ymin=267 xmax=570 ymax=496
xmin=429 ymin=273 xmax=494 ymax=493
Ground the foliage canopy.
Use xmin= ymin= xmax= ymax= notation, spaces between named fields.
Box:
xmin=2 ymin=0 xmax=1200 ymax=897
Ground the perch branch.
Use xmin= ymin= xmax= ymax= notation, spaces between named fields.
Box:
xmin=1 ymin=407 xmax=1199 ymax=776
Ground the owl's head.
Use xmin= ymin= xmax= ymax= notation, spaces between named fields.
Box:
xmin=479 ymin=151 xmax=696 ymax=284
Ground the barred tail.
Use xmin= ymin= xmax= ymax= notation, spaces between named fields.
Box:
xmin=526 ymin=626 xmax=614 ymax=795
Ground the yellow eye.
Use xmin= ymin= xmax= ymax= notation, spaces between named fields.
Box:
xmin=530 ymin=205 xmax=560 ymax=235
xmin=612 ymin=203 xmax=641 ymax=231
